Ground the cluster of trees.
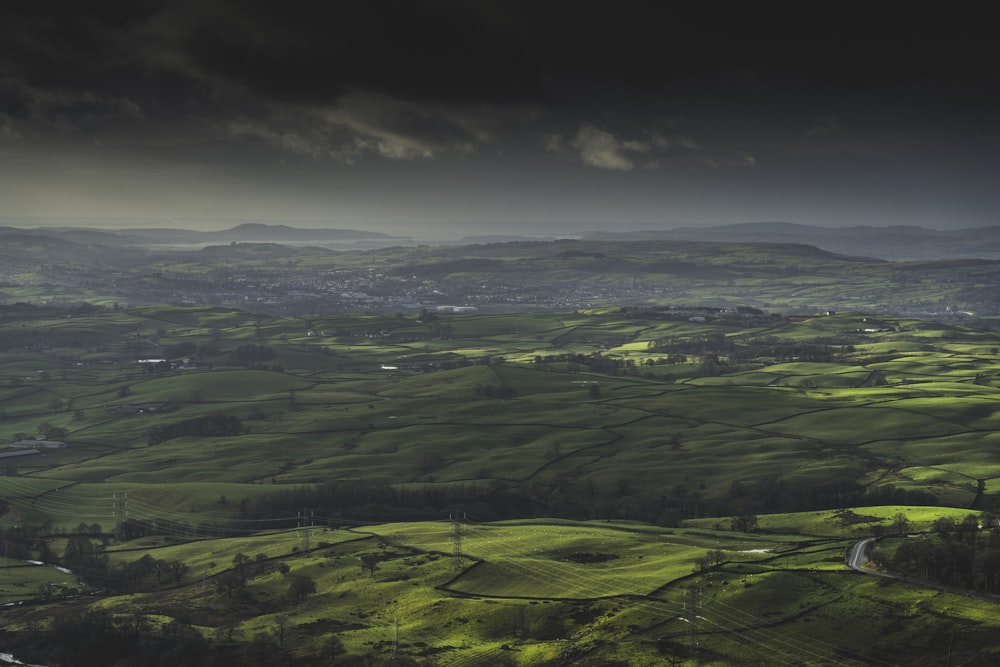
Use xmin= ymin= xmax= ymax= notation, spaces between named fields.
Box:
xmin=725 ymin=478 xmax=938 ymax=517
xmin=147 ymin=412 xmax=244 ymax=445
xmin=16 ymin=610 xmax=217 ymax=667
xmin=8 ymin=610 xmax=353 ymax=667
xmin=60 ymin=532 xmax=189 ymax=592
xmin=234 ymin=476 xmax=945 ymax=530
xmin=0 ymin=524 xmax=51 ymax=561
xmin=141 ymin=360 xmax=175 ymax=374
xmin=228 ymin=344 xmax=284 ymax=371
xmin=37 ymin=421 xmax=69 ymax=441
xmin=231 ymin=344 xmax=275 ymax=363
xmin=731 ymin=341 xmax=834 ymax=363
xmin=215 ymin=552 xmax=289 ymax=597
xmin=161 ymin=341 xmax=198 ymax=358
xmin=474 ymin=384 xmax=519 ymax=399
xmin=650 ymin=332 xmax=735 ymax=357
xmin=112 ymin=516 xmax=239 ymax=541
xmin=244 ymin=480 xmax=542 ymax=523
xmin=874 ymin=514 xmax=1000 ymax=593
xmin=532 ymin=352 xmax=644 ymax=374
xmin=651 ymin=333 xmax=841 ymax=366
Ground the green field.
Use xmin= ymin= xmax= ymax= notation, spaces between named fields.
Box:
xmin=3 ymin=303 xmax=1000 ymax=664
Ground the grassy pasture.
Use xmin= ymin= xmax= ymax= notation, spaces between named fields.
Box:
xmin=705 ymin=505 xmax=983 ymax=537
xmin=6 ymin=305 xmax=1000 ymax=663
xmin=758 ymin=405 xmax=969 ymax=444
xmin=0 ymin=561 xmax=79 ymax=603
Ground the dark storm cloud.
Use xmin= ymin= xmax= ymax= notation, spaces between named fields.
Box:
xmin=5 ymin=4 xmax=994 ymax=148
xmin=2 ymin=2 xmax=999 ymax=226
xmin=164 ymin=1 xmax=543 ymax=106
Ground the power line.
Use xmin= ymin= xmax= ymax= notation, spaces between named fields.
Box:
xmin=112 ymin=491 xmax=127 ymax=524
xmin=449 ymin=511 xmax=465 ymax=571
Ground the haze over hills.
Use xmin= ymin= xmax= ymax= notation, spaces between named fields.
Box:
xmin=3 ymin=221 xmax=1000 ymax=318
xmin=0 ymin=222 xmax=400 ymax=249
xmin=6 ymin=4 xmax=1000 ymax=664
xmin=5 ymin=220 xmax=1000 ymax=260
xmin=581 ymin=222 xmax=1000 ymax=260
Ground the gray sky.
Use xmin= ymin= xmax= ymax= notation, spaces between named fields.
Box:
xmin=2 ymin=2 xmax=999 ymax=232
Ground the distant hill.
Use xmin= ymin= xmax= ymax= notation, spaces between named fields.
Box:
xmin=203 ymin=223 xmax=393 ymax=243
xmin=194 ymin=242 xmax=339 ymax=258
xmin=0 ymin=223 xmax=397 ymax=247
xmin=458 ymin=234 xmax=558 ymax=244
xmin=583 ymin=223 xmax=1000 ymax=260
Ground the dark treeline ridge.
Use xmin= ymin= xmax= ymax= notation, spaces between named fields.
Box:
xmin=875 ymin=514 xmax=1000 ymax=594
xmin=648 ymin=332 xmax=851 ymax=364
xmin=236 ymin=477 xmax=944 ymax=528
xmin=0 ymin=608 xmax=359 ymax=667
xmin=147 ymin=412 xmax=244 ymax=445
xmin=241 ymin=480 xmax=542 ymax=524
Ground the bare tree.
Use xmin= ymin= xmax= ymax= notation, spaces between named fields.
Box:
xmin=892 ymin=512 xmax=909 ymax=536
xmin=167 ymin=559 xmax=189 ymax=585
xmin=288 ymin=575 xmax=317 ymax=602
xmin=731 ymin=509 xmax=758 ymax=533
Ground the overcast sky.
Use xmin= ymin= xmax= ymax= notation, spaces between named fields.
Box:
xmin=2 ymin=2 xmax=999 ymax=233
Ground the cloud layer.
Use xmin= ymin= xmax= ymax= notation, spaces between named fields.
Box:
xmin=1 ymin=3 xmax=998 ymax=227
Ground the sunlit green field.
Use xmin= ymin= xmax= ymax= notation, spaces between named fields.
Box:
xmin=5 ymin=510 xmax=999 ymax=665
xmin=3 ymin=305 xmax=1000 ymax=528
xmin=4 ymin=304 xmax=1000 ymax=664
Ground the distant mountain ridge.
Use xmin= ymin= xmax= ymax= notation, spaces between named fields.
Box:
xmin=4 ymin=220 xmax=1000 ymax=260
xmin=582 ymin=222 xmax=1000 ymax=260
xmin=0 ymin=223 xmax=396 ymax=247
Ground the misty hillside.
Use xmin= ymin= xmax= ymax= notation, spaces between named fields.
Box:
xmin=584 ymin=223 xmax=1000 ymax=260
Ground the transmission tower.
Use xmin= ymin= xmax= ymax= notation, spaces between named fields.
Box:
xmin=112 ymin=491 xmax=128 ymax=523
xmin=299 ymin=509 xmax=313 ymax=556
xmin=391 ymin=615 xmax=400 ymax=661
xmin=684 ymin=585 xmax=701 ymax=656
xmin=450 ymin=511 xmax=465 ymax=570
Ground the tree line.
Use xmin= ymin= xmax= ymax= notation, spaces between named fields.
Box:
xmin=872 ymin=514 xmax=1000 ymax=593
xmin=147 ymin=412 xmax=244 ymax=445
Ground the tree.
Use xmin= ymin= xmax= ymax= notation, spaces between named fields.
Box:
xmin=63 ymin=534 xmax=96 ymax=565
xmin=216 ymin=571 xmax=240 ymax=598
xmin=868 ymin=546 xmax=888 ymax=570
xmin=167 ymin=559 xmax=189 ymax=585
xmin=216 ymin=620 xmax=243 ymax=643
xmin=320 ymin=637 xmax=346 ymax=664
xmin=360 ymin=554 xmax=380 ymax=578
xmin=45 ymin=426 xmax=67 ymax=441
xmin=959 ymin=514 xmax=981 ymax=547
xmin=233 ymin=552 xmax=253 ymax=586
xmin=288 ymin=575 xmax=317 ymax=602
xmin=731 ymin=509 xmax=758 ymax=533
xmin=934 ymin=516 xmax=956 ymax=539
xmin=274 ymin=614 xmax=293 ymax=646
xmin=892 ymin=512 xmax=910 ymax=536
xmin=245 ymin=631 xmax=289 ymax=667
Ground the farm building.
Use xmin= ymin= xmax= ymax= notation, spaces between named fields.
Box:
xmin=0 ymin=449 xmax=42 ymax=459
xmin=11 ymin=440 xmax=66 ymax=449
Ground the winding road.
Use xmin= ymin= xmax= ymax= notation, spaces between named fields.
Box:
xmin=846 ymin=537 xmax=893 ymax=578
xmin=847 ymin=536 xmax=1000 ymax=603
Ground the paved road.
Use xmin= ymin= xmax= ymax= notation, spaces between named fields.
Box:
xmin=847 ymin=536 xmax=1000 ymax=602
xmin=846 ymin=536 xmax=893 ymax=578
